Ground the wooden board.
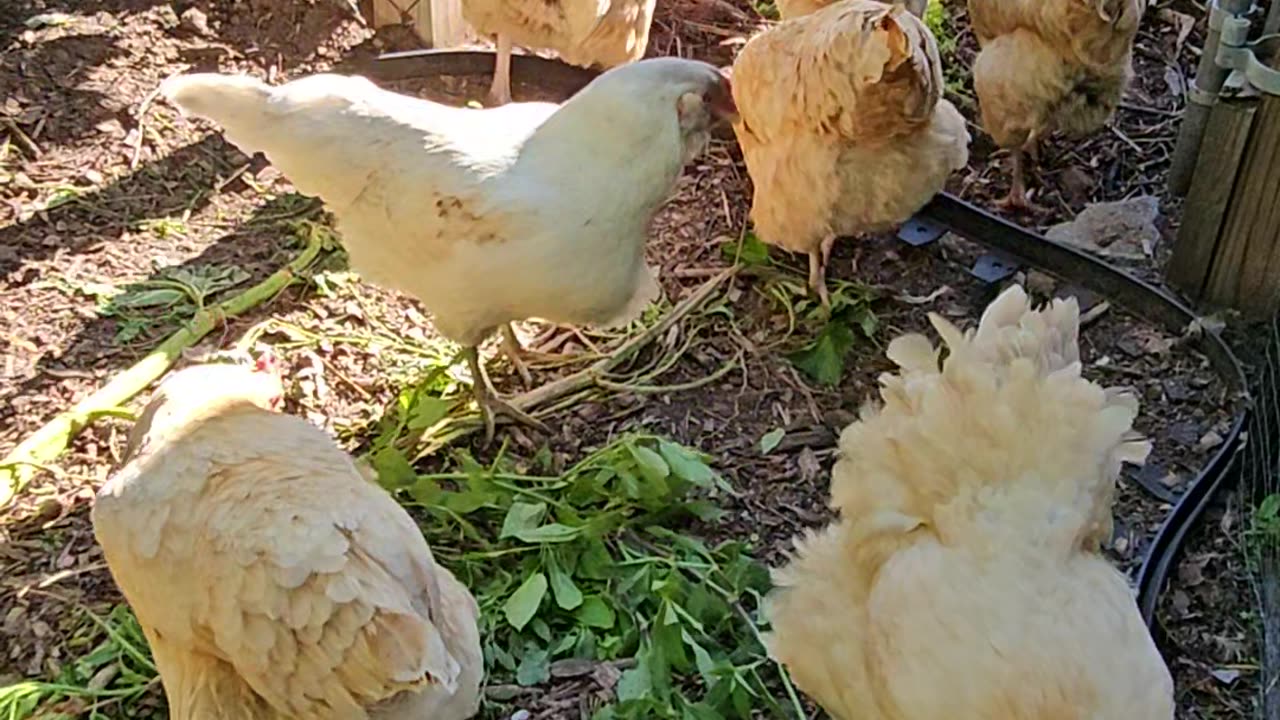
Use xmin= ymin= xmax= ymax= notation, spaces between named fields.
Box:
xmin=361 ymin=0 xmax=474 ymax=47
xmin=1167 ymin=93 xmax=1257 ymax=297
xmin=1208 ymin=92 xmax=1280 ymax=317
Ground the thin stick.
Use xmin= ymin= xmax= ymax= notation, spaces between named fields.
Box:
xmin=3 ymin=116 xmax=42 ymax=158
xmin=0 ymin=230 xmax=328 ymax=508
xmin=130 ymin=68 xmax=186 ymax=170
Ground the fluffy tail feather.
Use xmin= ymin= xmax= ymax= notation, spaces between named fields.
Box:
xmin=831 ymin=283 xmax=1149 ymax=553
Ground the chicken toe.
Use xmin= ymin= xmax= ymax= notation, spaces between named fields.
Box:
xmin=464 ymin=345 xmax=546 ymax=445
xmin=487 ymin=34 xmax=514 ymax=106
xmin=808 ymin=248 xmax=831 ymax=310
xmin=501 ymin=323 xmax=534 ymax=387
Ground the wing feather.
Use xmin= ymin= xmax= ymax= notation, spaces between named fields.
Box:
xmin=94 ymin=410 xmax=469 ymax=719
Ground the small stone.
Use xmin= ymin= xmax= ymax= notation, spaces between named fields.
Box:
xmin=179 ymin=7 xmax=210 ymax=34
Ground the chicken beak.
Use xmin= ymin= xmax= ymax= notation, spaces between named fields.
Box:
xmin=713 ymin=70 xmax=739 ymax=125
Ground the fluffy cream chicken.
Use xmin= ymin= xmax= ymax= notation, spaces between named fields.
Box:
xmin=731 ymin=0 xmax=969 ymax=307
xmin=159 ymin=58 xmax=736 ymax=442
xmin=463 ymin=0 xmax=658 ymax=105
xmin=765 ymin=285 xmax=1175 ymax=719
xmin=93 ymin=360 xmax=483 ymax=720
xmin=969 ymin=0 xmax=1147 ymax=210
xmin=776 ymin=0 xmax=925 ymax=20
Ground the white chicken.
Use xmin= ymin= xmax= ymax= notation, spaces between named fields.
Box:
xmin=766 ymin=286 xmax=1174 ymax=719
xmin=158 ymin=58 xmax=737 ymax=442
xmin=93 ymin=360 xmax=484 ymax=720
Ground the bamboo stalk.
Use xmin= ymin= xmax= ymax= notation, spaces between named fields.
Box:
xmin=0 ymin=231 xmax=328 ymax=508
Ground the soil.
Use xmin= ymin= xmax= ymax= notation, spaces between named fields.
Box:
xmin=0 ymin=0 xmax=1265 ymax=718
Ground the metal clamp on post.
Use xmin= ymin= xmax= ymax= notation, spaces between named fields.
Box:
xmin=1217 ymin=31 xmax=1280 ymax=96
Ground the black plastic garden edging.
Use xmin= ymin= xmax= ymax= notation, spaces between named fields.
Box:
xmin=364 ymin=48 xmax=1251 ymax=633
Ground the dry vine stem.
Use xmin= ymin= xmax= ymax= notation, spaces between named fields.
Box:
xmin=413 ymin=267 xmax=738 ymax=458
xmin=0 ymin=229 xmax=328 ymax=508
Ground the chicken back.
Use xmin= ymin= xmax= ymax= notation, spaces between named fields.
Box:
xmin=93 ymin=363 xmax=483 ymax=720
xmin=766 ymin=285 xmax=1175 ymax=720
xmin=776 ymin=0 xmax=926 ymax=21
xmin=159 ymin=59 xmax=733 ymax=349
xmin=730 ymin=0 xmax=969 ymax=301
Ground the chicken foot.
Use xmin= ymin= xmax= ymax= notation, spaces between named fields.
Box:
xmin=807 ymin=234 xmax=837 ymax=310
xmin=996 ymin=145 xmax=1045 ymax=213
xmin=464 ymin=345 xmax=547 ymax=445
xmin=487 ymin=34 xmax=514 ymax=106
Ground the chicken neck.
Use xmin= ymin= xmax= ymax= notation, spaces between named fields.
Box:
xmin=487 ymin=34 xmax=513 ymax=106
xmin=464 ymin=344 xmax=546 ymax=445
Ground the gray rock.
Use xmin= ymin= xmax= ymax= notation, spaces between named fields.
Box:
xmin=1046 ymin=195 xmax=1161 ymax=261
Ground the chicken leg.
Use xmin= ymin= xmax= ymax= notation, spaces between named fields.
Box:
xmin=996 ymin=144 xmax=1045 ymax=213
xmin=500 ymin=323 xmax=533 ymax=387
xmin=807 ymin=234 xmax=837 ymax=309
xmin=464 ymin=345 xmax=546 ymax=445
xmin=487 ymin=34 xmax=513 ymax=106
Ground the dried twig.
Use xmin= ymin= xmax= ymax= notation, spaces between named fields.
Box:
xmin=0 ymin=228 xmax=328 ymax=508
xmin=1080 ymin=300 xmax=1112 ymax=327
xmin=2 ymin=116 xmax=42 ymax=158
xmin=130 ymin=68 xmax=187 ymax=170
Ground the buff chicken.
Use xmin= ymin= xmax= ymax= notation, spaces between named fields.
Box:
xmin=92 ymin=360 xmax=483 ymax=719
xmin=158 ymin=58 xmax=736 ymax=442
xmin=969 ymin=0 xmax=1147 ymax=210
xmin=463 ymin=0 xmax=658 ymax=105
xmin=765 ymin=285 xmax=1175 ymax=719
xmin=730 ymin=0 xmax=969 ymax=307
xmin=776 ymin=0 xmax=925 ymax=21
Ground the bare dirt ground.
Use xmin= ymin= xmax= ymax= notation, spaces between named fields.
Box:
xmin=0 ymin=0 xmax=1263 ymax=717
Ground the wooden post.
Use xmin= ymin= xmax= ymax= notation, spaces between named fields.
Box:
xmin=1167 ymin=34 xmax=1280 ymax=318
xmin=1206 ymin=89 xmax=1280 ymax=316
xmin=360 ymin=0 xmax=474 ymax=47
xmin=1166 ymin=76 xmax=1258 ymax=296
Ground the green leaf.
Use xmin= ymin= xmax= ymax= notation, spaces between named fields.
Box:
xmin=548 ymin=556 xmax=584 ymax=610
xmin=578 ymin=541 xmax=614 ymax=580
xmin=858 ymin=308 xmax=880 ymax=338
xmin=576 ymin=596 xmax=616 ymax=629
xmin=370 ymin=447 xmax=416 ymax=489
xmin=630 ymin=444 xmax=670 ymax=484
xmin=658 ymin=441 xmax=717 ymax=489
xmin=503 ymin=573 xmax=548 ymax=631
xmin=759 ymin=428 xmax=785 ymax=455
xmin=682 ymin=630 xmax=719 ymax=684
xmin=515 ymin=523 xmax=581 ymax=544
xmin=615 ymin=653 xmax=653 ymax=702
xmin=789 ymin=321 xmax=856 ymax=386
xmin=721 ymin=232 xmax=771 ymax=267
xmin=516 ymin=646 xmax=550 ymax=686
xmin=409 ymin=477 xmax=443 ymax=506
xmin=500 ymin=502 xmax=547 ymax=539
xmin=408 ymin=395 xmax=451 ymax=431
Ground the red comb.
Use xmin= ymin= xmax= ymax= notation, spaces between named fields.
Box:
xmin=253 ymin=351 xmax=280 ymax=374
